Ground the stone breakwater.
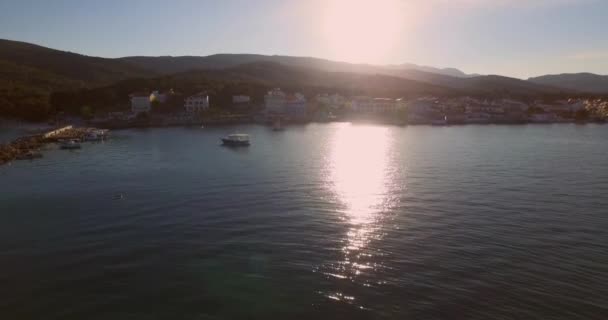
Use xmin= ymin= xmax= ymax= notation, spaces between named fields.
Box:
xmin=0 ymin=126 xmax=108 ymax=165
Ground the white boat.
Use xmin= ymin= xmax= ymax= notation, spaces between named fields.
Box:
xmin=221 ymin=134 xmax=250 ymax=146
xmin=60 ymin=139 xmax=81 ymax=150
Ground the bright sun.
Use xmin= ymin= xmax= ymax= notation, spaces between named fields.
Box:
xmin=322 ymin=0 xmax=404 ymax=63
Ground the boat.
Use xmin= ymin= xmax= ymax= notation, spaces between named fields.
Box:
xmin=84 ymin=132 xmax=103 ymax=142
xmin=16 ymin=151 xmax=43 ymax=160
xmin=60 ymin=139 xmax=81 ymax=150
xmin=221 ymin=134 xmax=250 ymax=146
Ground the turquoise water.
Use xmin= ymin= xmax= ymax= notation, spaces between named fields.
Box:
xmin=1 ymin=123 xmax=607 ymax=319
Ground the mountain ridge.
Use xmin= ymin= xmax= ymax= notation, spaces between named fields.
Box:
xmin=0 ymin=38 xmax=604 ymax=120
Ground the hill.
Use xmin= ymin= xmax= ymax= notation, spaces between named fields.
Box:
xmin=528 ymin=73 xmax=608 ymax=94
xmin=0 ymin=39 xmax=156 ymax=119
xmin=51 ymin=61 xmax=455 ymax=114
xmin=0 ymin=39 xmax=153 ymax=85
xmin=0 ymin=38 xmax=585 ymax=120
xmin=119 ymin=54 xmax=479 ymax=78
xmin=119 ymin=54 xmax=565 ymax=95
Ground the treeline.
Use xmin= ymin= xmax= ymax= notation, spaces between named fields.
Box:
xmin=49 ymin=76 xmax=273 ymax=116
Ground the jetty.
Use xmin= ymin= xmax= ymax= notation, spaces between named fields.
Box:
xmin=0 ymin=126 xmax=109 ymax=165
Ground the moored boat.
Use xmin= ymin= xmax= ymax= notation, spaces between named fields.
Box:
xmin=221 ymin=134 xmax=250 ymax=146
xmin=84 ymin=133 xmax=102 ymax=142
xmin=60 ymin=139 xmax=81 ymax=150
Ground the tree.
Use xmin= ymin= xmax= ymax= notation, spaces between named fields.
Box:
xmin=150 ymin=100 xmax=161 ymax=113
xmin=80 ymin=105 xmax=94 ymax=119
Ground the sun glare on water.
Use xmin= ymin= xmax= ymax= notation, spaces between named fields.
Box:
xmin=320 ymin=124 xmax=400 ymax=301
xmin=322 ymin=0 xmax=404 ymax=63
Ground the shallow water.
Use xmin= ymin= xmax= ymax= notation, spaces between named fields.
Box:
xmin=1 ymin=123 xmax=607 ymax=319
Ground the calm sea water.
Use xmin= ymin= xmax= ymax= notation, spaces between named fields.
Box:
xmin=1 ymin=123 xmax=607 ymax=319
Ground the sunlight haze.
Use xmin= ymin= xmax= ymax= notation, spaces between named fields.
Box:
xmin=0 ymin=0 xmax=606 ymax=78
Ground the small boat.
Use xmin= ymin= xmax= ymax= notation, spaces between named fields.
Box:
xmin=16 ymin=151 xmax=43 ymax=160
xmin=60 ymin=139 xmax=81 ymax=150
xmin=84 ymin=132 xmax=103 ymax=142
xmin=221 ymin=134 xmax=250 ymax=146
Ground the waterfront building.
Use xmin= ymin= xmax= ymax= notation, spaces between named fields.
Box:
xmin=264 ymin=88 xmax=287 ymax=114
xmin=184 ymin=92 xmax=210 ymax=113
xmin=406 ymin=98 xmax=442 ymax=124
xmin=350 ymin=97 xmax=402 ymax=113
xmin=285 ymin=93 xmax=307 ymax=117
xmin=316 ymin=93 xmax=346 ymax=109
xmin=130 ymin=93 xmax=151 ymax=114
xmin=264 ymin=88 xmax=308 ymax=117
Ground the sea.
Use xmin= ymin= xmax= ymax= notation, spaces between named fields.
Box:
xmin=1 ymin=123 xmax=607 ymax=319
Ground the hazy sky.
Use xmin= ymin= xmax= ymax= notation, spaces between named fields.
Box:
xmin=1 ymin=0 xmax=607 ymax=78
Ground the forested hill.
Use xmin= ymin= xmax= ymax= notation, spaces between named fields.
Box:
xmin=0 ymin=39 xmax=595 ymax=121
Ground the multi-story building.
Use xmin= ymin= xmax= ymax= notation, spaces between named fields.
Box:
xmin=184 ymin=92 xmax=210 ymax=113
xmin=130 ymin=93 xmax=151 ymax=114
xmin=351 ymin=97 xmax=403 ymax=113
xmin=264 ymin=88 xmax=308 ymax=117
xmin=264 ymin=88 xmax=287 ymax=114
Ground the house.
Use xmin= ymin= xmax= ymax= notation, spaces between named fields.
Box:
xmin=316 ymin=93 xmax=346 ymax=109
xmin=184 ymin=92 xmax=210 ymax=113
xmin=263 ymin=88 xmax=308 ymax=117
xmin=350 ymin=96 xmax=373 ymax=112
xmin=285 ymin=93 xmax=307 ymax=117
xmin=264 ymin=88 xmax=287 ymax=114
xmin=130 ymin=93 xmax=151 ymax=114
xmin=406 ymin=98 xmax=441 ymax=124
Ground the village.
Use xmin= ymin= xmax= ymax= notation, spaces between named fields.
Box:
xmin=85 ymin=88 xmax=608 ymax=128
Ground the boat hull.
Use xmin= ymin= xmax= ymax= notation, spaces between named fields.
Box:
xmin=60 ymin=144 xmax=81 ymax=150
xmin=221 ymin=139 xmax=250 ymax=147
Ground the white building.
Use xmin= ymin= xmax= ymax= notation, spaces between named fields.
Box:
xmin=285 ymin=93 xmax=307 ymax=116
xmin=264 ymin=88 xmax=287 ymax=113
xmin=351 ymin=97 xmax=401 ymax=113
xmin=232 ymin=95 xmax=251 ymax=104
xmin=316 ymin=93 xmax=345 ymax=109
xmin=130 ymin=93 xmax=151 ymax=114
xmin=264 ymin=88 xmax=307 ymax=117
xmin=184 ymin=92 xmax=210 ymax=113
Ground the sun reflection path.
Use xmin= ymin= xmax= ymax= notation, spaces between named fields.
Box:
xmin=320 ymin=123 xmax=399 ymax=302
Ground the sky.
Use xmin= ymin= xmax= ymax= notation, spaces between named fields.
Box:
xmin=0 ymin=0 xmax=607 ymax=79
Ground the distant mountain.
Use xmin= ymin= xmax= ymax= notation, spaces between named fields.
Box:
xmin=185 ymin=61 xmax=453 ymax=97
xmin=461 ymin=75 xmax=567 ymax=95
xmin=389 ymin=63 xmax=480 ymax=78
xmin=120 ymin=54 xmax=479 ymax=79
xmin=528 ymin=73 xmax=608 ymax=94
xmin=119 ymin=54 xmax=482 ymax=85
